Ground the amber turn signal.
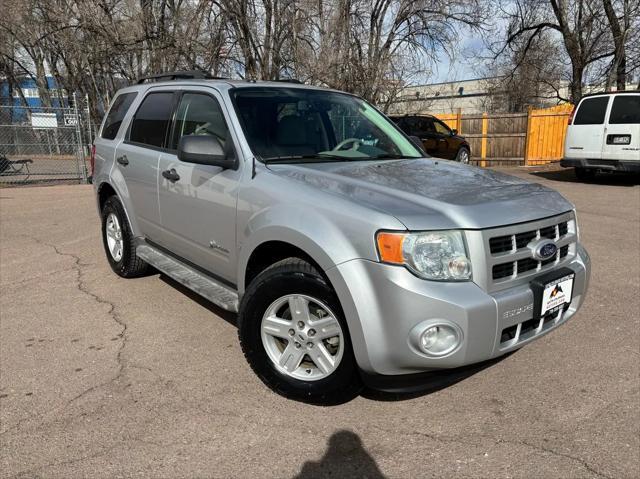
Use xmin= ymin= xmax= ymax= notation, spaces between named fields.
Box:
xmin=376 ymin=232 xmax=406 ymax=264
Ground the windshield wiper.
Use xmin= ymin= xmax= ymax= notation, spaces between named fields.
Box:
xmin=261 ymin=153 xmax=419 ymax=164
xmin=371 ymin=154 xmax=419 ymax=160
xmin=262 ymin=154 xmax=358 ymax=164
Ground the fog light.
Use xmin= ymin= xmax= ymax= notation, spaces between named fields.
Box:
xmin=419 ymin=324 xmax=460 ymax=356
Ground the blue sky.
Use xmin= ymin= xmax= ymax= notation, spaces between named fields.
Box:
xmin=432 ymin=35 xmax=487 ymax=83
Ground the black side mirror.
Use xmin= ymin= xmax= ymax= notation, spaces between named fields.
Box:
xmin=451 ymin=129 xmax=458 ymax=136
xmin=177 ymin=135 xmax=237 ymax=169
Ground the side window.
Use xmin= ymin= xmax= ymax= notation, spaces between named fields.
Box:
xmin=574 ymin=97 xmax=609 ymax=125
xmin=433 ymin=119 xmax=450 ymax=135
xmin=402 ymin=117 xmax=418 ymax=135
xmin=129 ymin=92 xmax=174 ymax=148
xmin=609 ymin=96 xmax=640 ymax=124
xmin=394 ymin=118 xmax=407 ymax=132
xmin=101 ymin=92 xmax=137 ymax=140
xmin=406 ymin=117 xmax=431 ymax=136
xmin=418 ymin=118 xmax=435 ymax=135
xmin=171 ymin=93 xmax=229 ymax=149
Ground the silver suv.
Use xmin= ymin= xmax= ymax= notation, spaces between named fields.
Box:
xmin=93 ymin=71 xmax=591 ymax=404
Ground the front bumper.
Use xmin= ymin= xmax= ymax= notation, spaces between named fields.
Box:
xmin=326 ymin=244 xmax=590 ymax=377
xmin=561 ymin=158 xmax=640 ymax=172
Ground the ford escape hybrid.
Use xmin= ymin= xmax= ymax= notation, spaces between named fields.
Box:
xmin=93 ymin=71 xmax=591 ymax=404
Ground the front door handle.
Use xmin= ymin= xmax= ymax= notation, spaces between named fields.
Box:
xmin=116 ymin=155 xmax=129 ymax=166
xmin=162 ymin=168 xmax=180 ymax=182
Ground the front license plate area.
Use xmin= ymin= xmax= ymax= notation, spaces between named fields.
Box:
xmin=530 ymin=267 xmax=575 ymax=320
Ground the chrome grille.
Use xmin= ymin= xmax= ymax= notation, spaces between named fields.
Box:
xmin=468 ymin=212 xmax=578 ymax=293
xmin=489 ymin=221 xmax=569 ymax=255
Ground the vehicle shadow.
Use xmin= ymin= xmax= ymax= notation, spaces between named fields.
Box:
xmin=292 ymin=430 xmax=386 ymax=479
xmin=360 ymin=353 xmax=514 ymax=402
xmin=158 ymin=273 xmax=515 ymax=404
xmin=528 ymin=168 xmax=640 ymax=186
xmin=158 ymin=274 xmax=238 ymax=328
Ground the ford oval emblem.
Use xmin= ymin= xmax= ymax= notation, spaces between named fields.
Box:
xmin=531 ymin=240 xmax=558 ymax=260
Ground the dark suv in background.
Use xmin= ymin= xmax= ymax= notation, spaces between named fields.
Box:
xmin=391 ymin=114 xmax=470 ymax=163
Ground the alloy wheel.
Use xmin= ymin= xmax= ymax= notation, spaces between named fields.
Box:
xmin=105 ymin=213 xmax=123 ymax=262
xmin=260 ymin=294 xmax=344 ymax=381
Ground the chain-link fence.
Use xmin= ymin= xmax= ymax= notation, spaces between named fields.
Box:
xmin=0 ymin=95 xmax=94 ymax=185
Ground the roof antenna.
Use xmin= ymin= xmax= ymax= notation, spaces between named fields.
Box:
xmin=251 ymin=156 xmax=256 ymax=179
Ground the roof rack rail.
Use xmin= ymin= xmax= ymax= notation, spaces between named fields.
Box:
xmin=136 ymin=70 xmax=228 ymax=84
xmin=274 ymin=78 xmax=304 ymax=84
xmin=580 ymin=90 xmax=639 ymax=98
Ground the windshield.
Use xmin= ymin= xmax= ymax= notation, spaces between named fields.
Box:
xmin=231 ymin=87 xmax=422 ymax=162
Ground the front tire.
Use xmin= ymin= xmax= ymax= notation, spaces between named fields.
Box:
xmin=455 ymin=147 xmax=470 ymax=164
xmin=238 ymin=258 xmax=362 ymax=404
xmin=101 ymin=195 xmax=148 ymax=278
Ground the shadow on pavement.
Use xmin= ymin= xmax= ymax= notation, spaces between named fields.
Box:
xmin=361 ymin=353 xmax=514 ymax=402
xmin=159 ymin=274 xmax=238 ymax=327
xmin=293 ymin=430 xmax=385 ymax=479
xmin=529 ymin=168 xmax=640 ymax=186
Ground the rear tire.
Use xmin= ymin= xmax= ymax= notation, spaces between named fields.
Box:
xmin=455 ymin=147 xmax=470 ymax=164
xmin=575 ymin=167 xmax=596 ymax=180
xmin=238 ymin=258 xmax=362 ymax=404
xmin=101 ymin=195 xmax=148 ymax=278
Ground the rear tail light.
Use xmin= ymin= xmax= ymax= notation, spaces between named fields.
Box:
xmin=567 ymin=106 xmax=576 ymax=125
xmin=90 ymin=144 xmax=96 ymax=176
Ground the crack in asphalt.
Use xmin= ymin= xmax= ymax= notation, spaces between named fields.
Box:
xmin=513 ymin=439 xmax=613 ymax=479
xmin=1 ymin=235 xmax=129 ymax=438
xmin=372 ymin=426 xmax=612 ymax=479
xmin=0 ymin=267 xmax=78 ymax=287
xmin=9 ymin=444 xmax=122 ymax=479
xmin=31 ymin=235 xmax=128 ymax=383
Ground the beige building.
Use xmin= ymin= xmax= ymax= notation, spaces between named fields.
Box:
xmin=387 ymin=76 xmax=638 ymax=115
xmin=387 ymin=77 xmax=497 ymax=115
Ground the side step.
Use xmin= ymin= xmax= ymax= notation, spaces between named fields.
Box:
xmin=136 ymin=244 xmax=239 ymax=312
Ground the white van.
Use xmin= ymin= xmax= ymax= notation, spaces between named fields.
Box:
xmin=562 ymin=91 xmax=640 ymax=179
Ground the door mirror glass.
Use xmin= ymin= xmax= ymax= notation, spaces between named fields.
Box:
xmin=451 ymin=129 xmax=458 ymax=136
xmin=177 ymin=135 xmax=236 ymax=169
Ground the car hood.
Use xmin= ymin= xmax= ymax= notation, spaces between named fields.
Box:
xmin=267 ymin=158 xmax=573 ymax=230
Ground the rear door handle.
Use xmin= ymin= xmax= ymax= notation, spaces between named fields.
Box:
xmin=116 ymin=155 xmax=129 ymax=166
xmin=162 ymin=168 xmax=180 ymax=182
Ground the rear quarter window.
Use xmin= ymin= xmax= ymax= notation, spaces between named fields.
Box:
xmin=129 ymin=92 xmax=175 ymax=148
xmin=101 ymin=92 xmax=137 ymax=140
xmin=609 ymin=96 xmax=640 ymax=124
xmin=574 ymin=97 xmax=609 ymax=125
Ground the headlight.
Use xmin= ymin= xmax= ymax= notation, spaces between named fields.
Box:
xmin=376 ymin=230 xmax=472 ymax=281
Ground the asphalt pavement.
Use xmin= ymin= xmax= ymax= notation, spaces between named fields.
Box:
xmin=1 ymin=166 xmax=638 ymax=478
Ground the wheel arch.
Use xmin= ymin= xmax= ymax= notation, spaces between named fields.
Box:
xmin=238 ymin=228 xmax=341 ymax=295
xmin=238 ymin=233 xmax=374 ymax=374
xmin=96 ymin=178 xmax=140 ymax=237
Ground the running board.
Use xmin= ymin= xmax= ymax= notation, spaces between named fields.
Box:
xmin=136 ymin=244 xmax=239 ymax=312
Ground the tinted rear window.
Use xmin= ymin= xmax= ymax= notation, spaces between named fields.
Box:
xmin=129 ymin=92 xmax=174 ymax=148
xmin=609 ymin=96 xmax=640 ymax=124
xmin=574 ymin=97 xmax=609 ymax=125
xmin=101 ymin=92 xmax=137 ymax=140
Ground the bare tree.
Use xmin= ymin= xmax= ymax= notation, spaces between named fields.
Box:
xmin=495 ymin=0 xmax=614 ymax=103
xmin=485 ymin=30 xmax=565 ymax=111
xmin=1 ymin=0 xmax=490 ymax=118
xmin=602 ymin=0 xmax=640 ymax=90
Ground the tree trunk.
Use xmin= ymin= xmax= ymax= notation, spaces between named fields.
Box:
xmin=602 ymin=0 xmax=626 ymax=91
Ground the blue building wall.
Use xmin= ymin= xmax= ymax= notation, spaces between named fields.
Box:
xmin=0 ymin=76 xmax=69 ymax=109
